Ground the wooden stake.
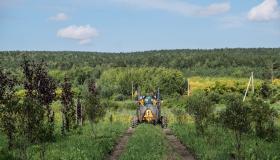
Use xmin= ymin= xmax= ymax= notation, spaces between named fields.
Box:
xmin=251 ymin=72 xmax=254 ymax=94
xmin=243 ymin=74 xmax=252 ymax=102
xmin=81 ymin=106 xmax=83 ymax=126
xmin=131 ymin=81 xmax=134 ymax=100
xmin=271 ymin=63 xmax=274 ymax=84
xmin=187 ymin=79 xmax=190 ymax=96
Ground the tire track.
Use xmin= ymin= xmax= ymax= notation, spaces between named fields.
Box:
xmin=106 ymin=127 xmax=134 ymax=160
xmin=163 ymin=128 xmax=195 ymax=160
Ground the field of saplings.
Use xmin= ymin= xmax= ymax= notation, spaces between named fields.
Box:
xmin=0 ymin=49 xmax=280 ymax=160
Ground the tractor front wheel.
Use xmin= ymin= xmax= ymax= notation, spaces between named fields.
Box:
xmin=161 ymin=116 xmax=168 ymax=128
xmin=153 ymin=120 xmax=157 ymax=126
xmin=131 ymin=116 xmax=138 ymax=128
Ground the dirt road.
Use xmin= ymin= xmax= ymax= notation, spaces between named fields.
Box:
xmin=164 ymin=128 xmax=195 ymax=160
xmin=107 ymin=127 xmax=195 ymax=160
xmin=106 ymin=127 xmax=135 ymax=160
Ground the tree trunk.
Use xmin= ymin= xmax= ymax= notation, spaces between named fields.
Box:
xmin=235 ymin=131 xmax=242 ymax=160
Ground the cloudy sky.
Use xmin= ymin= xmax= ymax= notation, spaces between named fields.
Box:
xmin=0 ymin=0 xmax=280 ymax=52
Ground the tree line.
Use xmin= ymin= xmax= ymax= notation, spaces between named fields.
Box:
xmin=0 ymin=48 xmax=279 ymax=79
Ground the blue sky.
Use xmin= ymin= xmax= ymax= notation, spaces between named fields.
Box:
xmin=0 ymin=0 xmax=280 ymax=52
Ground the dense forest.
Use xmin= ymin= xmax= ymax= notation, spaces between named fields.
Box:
xmin=0 ymin=48 xmax=279 ymax=79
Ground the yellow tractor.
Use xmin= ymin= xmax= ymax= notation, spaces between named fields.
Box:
xmin=131 ymin=89 xmax=167 ymax=128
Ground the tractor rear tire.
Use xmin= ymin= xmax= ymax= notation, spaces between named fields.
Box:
xmin=131 ymin=116 xmax=138 ymax=128
xmin=161 ymin=116 xmax=168 ymax=129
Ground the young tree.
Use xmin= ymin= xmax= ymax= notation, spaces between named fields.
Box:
xmin=0 ymin=70 xmax=19 ymax=149
xmin=21 ymin=59 xmax=57 ymax=142
xmin=220 ymin=93 xmax=251 ymax=160
xmin=83 ymin=79 xmax=106 ymax=137
xmin=21 ymin=59 xmax=44 ymax=143
xmin=61 ymin=77 xmax=75 ymax=135
xmin=34 ymin=61 xmax=56 ymax=141
xmin=259 ymin=82 xmax=271 ymax=99
xmin=250 ymin=97 xmax=278 ymax=141
xmin=76 ymin=97 xmax=83 ymax=126
xmin=186 ymin=91 xmax=214 ymax=135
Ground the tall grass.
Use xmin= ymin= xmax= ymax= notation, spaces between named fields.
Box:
xmin=25 ymin=121 xmax=127 ymax=160
xmin=120 ymin=124 xmax=177 ymax=160
xmin=0 ymin=107 xmax=131 ymax=160
xmin=171 ymin=123 xmax=280 ymax=160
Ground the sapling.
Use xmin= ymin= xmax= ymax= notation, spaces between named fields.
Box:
xmin=186 ymin=91 xmax=214 ymax=135
xmin=220 ymin=93 xmax=251 ymax=160
xmin=61 ymin=77 xmax=75 ymax=135
xmin=83 ymin=79 xmax=106 ymax=138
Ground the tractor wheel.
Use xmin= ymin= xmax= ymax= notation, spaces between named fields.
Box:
xmin=131 ymin=116 xmax=138 ymax=128
xmin=153 ymin=120 xmax=157 ymax=126
xmin=161 ymin=116 xmax=168 ymax=129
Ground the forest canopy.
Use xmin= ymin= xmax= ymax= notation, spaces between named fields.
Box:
xmin=99 ymin=67 xmax=186 ymax=97
xmin=0 ymin=48 xmax=279 ymax=79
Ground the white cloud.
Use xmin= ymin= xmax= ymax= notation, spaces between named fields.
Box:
xmin=198 ymin=3 xmax=231 ymax=16
xmin=221 ymin=16 xmax=244 ymax=28
xmin=248 ymin=0 xmax=280 ymax=21
xmin=57 ymin=25 xmax=98 ymax=44
xmin=115 ymin=0 xmax=230 ymax=17
xmin=49 ymin=12 xmax=68 ymax=21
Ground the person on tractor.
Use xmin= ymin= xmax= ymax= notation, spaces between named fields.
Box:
xmin=144 ymin=96 xmax=153 ymax=105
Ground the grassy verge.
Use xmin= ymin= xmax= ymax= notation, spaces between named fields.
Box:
xmin=25 ymin=121 xmax=127 ymax=160
xmin=0 ymin=121 xmax=127 ymax=160
xmin=0 ymin=108 xmax=130 ymax=160
xmin=120 ymin=124 xmax=175 ymax=160
xmin=171 ymin=123 xmax=280 ymax=160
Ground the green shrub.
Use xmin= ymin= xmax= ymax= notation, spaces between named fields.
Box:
xmin=259 ymin=82 xmax=272 ymax=99
xmin=172 ymin=107 xmax=188 ymax=124
xmin=206 ymin=91 xmax=221 ymax=104
xmin=186 ymin=91 xmax=214 ymax=135
xmin=0 ymin=148 xmax=15 ymax=160
xmin=114 ymin=94 xmax=126 ymax=101
xmin=250 ymin=97 xmax=278 ymax=141
xmin=220 ymin=93 xmax=251 ymax=159
xmin=102 ymin=101 xmax=120 ymax=110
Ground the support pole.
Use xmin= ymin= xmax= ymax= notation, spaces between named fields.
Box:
xmin=81 ymin=106 xmax=83 ymax=126
xmin=251 ymin=72 xmax=254 ymax=94
xmin=187 ymin=79 xmax=190 ymax=96
xmin=131 ymin=81 xmax=134 ymax=100
xmin=271 ymin=63 xmax=274 ymax=84
xmin=243 ymin=74 xmax=252 ymax=102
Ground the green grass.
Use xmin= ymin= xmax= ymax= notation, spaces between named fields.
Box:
xmin=120 ymin=124 xmax=176 ymax=160
xmin=0 ymin=132 xmax=7 ymax=150
xmin=25 ymin=121 xmax=127 ymax=160
xmin=271 ymin=103 xmax=280 ymax=111
xmin=171 ymin=123 xmax=280 ymax=160
xmin=0 ymin=106 xmax=131 ymax=160
xmin=1 ymin=99 xmax=279 ymax=159
xmin=1 ymin=121 xmax=128 ymax=160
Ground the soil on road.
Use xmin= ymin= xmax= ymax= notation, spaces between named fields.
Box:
xmin=106 ymin=127 xmax=135 ymax=160
xmin=164 ymin=128 xmax=195 ymax=160
xmin=107 ymin=127 xmax=195 ymax=160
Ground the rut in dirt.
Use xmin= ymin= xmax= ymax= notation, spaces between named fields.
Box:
xmin=107 ymin=127 xmax=195 ymax=160
xmin=164 ymin=128 xmax=195 ymax=160
xmin=106 ymin=127 xmax=134 ymax=160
